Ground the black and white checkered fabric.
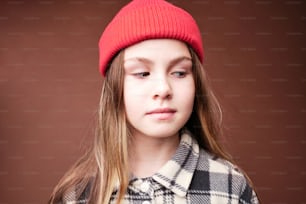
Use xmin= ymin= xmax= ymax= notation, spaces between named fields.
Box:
xmin=64 ymin=130 xmax=259 ymax=204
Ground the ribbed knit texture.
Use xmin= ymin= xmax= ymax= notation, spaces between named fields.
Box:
xmin=98 ymin=0 xmax=203 ymax=76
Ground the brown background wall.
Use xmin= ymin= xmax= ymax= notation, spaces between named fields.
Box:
xmin=0 ymin=0 xmax=305 ymax=203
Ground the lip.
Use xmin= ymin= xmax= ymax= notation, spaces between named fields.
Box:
xmin=146 ymin=108 xmax=176 ymax=114
xmin=146 ymin=108 xmax=176 ymax=120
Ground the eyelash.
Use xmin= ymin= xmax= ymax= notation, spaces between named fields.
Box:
xmin=132 ymin=71 xmax=188 ymax=79
xmin=172 ymin=71 xmax=187 ymax=78
xmin=132 ymin=72 xmax=150 ymax=78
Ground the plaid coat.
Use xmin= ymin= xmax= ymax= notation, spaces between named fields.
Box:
xmin=63 ymin=131 xmax=259 ymax=204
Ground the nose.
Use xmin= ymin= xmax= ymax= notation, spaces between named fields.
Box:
xmin=152 ymin=76 xmax=172 ymax=100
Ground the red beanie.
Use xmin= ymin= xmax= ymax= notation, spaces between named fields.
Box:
xmin=98 ymin=0 xmax=204 ymax=76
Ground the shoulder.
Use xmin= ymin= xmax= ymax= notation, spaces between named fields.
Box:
xmin=189 ymin=149 xmax=259 ymax=203
xmin=196 ymin=148 xmax=242 ymax=176
xmin=61 ymin=180 xmax=91 ymax=204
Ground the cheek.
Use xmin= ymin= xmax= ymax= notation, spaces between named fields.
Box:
xmin=123 ymin=80 xmax=146 ymax=115
xmin=176 ymin=81 xmax=195 ymax=107
xmin=124 ymin=78 xmax=150 ymax=98
xmin=186 ymin=90 xmax=195 ymax=111
xmin=123 ymin=82 xmax=133 ymax=113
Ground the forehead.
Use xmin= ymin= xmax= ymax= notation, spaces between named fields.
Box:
xmin=124 ymin=39 xmax=191 ymax=61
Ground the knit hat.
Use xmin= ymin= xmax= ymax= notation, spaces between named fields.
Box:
xmin=98 ymin=0 xmax=204 ymax=76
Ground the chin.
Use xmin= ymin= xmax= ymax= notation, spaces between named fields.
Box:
xmin=141 ymin=128 xmax=181 ymax=138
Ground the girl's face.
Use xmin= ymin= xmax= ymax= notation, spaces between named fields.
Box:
xmin=123 ymin=39 xmax=195 ymax=139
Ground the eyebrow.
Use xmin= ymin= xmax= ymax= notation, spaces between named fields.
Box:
xmin=124 ymin=56 xmax=192 ymax=67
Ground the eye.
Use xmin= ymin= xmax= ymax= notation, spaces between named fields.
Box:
xmin=133 ymin=72 xmax=150 ymax=78
xmin=172 ymin=71 xmax=187 ymax=78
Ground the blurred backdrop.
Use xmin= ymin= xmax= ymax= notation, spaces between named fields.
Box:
xmin=0 ymin=0 xmax=305 ymax=203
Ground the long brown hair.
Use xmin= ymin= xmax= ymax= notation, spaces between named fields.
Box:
xmin=49 ymin=47 xmax=245 ymax=203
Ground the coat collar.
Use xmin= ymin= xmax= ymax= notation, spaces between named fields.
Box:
xmin=113 ymin=130 xmax=200 ymax=197
xmin=151 ymin=130 xmax=199 ymax=197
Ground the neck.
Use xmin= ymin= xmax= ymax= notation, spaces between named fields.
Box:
xmin=129 ymin=133 xmax=180 ymax=178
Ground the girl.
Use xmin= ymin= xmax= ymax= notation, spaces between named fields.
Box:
xmin=49 ymin=0 xmax=259 ymax=203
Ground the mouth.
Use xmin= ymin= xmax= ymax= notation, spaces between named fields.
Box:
xmin=146 ymin=108 xmax=176 ymax=120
